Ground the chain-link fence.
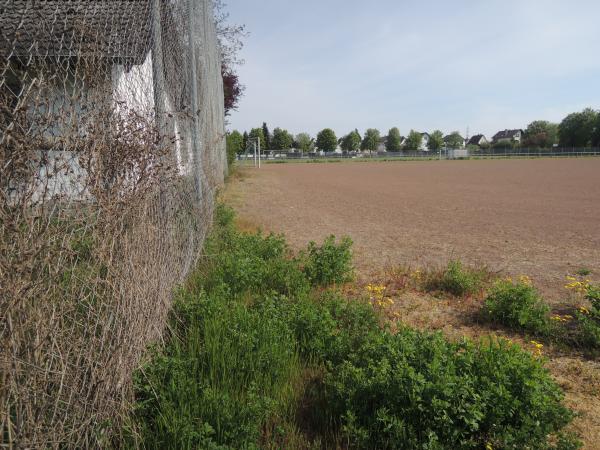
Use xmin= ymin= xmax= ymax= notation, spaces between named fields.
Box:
xmin=253 ymin=147 xmax=600 ymax=162
xmin=1 ymin=0 xmax=226 ymax=447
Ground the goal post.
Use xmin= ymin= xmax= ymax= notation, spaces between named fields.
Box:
xmin=243 ymin=137 xmax=262 ymax=168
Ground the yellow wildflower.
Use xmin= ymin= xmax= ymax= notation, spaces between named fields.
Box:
xmin=518 ymin=275 xmax=532 ymax=286
xmin=530 ymin=340 xmax=544 ymax=356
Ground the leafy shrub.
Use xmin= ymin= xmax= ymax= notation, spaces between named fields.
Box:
xmin=292 ymin=292 xmax=380 ymax=364
xmin=321 ymin=329 xmax=576 ymax=450
xmin=483 ymin=278 xmax=551 ymax=335
xmin=576 ymin=283 xmax=600 ymax=348
xmin=203 ymin=214 xmax=310 ymax=298
xmin=302 ymin=235 xmax=353 ymax=285
xmin=424 ymin=260 xmax=484 ymax=296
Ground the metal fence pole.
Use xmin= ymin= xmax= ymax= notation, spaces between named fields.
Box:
xmin=188 ymin=0 xmax=202 ymax=197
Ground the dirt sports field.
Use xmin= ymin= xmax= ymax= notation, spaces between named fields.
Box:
xmin=226 ymin=158 xmax=600 ymax=447
xmin=227 ymin=158 xmax=600 ymax=301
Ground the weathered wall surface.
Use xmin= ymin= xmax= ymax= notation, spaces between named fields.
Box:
xmin=0 ymin=0 xmax=226 ymax=447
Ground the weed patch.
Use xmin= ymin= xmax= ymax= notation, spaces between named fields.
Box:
xmin=423 ymin=260 xmax=487 ymax=297
xmin=573 ymin=282 xmax=600 ymax=349
xmin=321 ymin=331 xmax=576 ymax=450
xmin=483 ymin=277 xmax=552 ymax=336
xmin=301 ymin=235 xmax=354 ymax=286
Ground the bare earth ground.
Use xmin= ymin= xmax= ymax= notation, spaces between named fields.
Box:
xmin=224 ymin=159 xmax=600 ymax=448
xmin=226 ymin=159 xmax=600 ymax=302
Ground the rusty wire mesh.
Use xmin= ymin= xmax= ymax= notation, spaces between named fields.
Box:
xmin=0 ymin=0 xmax=226 ymax=447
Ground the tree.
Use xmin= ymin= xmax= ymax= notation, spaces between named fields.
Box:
xmin=445 ymin=131 xmax=464 ymax=149
xmin=341 ymin=130 xmax=361 ymax=152
xmin=593 ymin=114 xmax=600 ymax=147
xmin=262 ymin=122 xmax=271 ymax=150
xmin=221 ymin=65 xmax=244 ymax=116
xmin=242 ymin=131 xmax=249 ymax=151
xmin=214 ymin=0 xmax=248 ymax=116
xmin=386 ymin=127 xmax=402 ymax=152
xmin=405 ymin=130 xmax=423 ymax=151
xmin=523 ymin=120 xmax=558 ymax=148
xmin=492 ymin=140 xmax=514 ymax=150
xmin=248 ymin=127 xmax=265 ymax=150
xmin=361 ymin=128 xmax=380 ymax=155
xmin=226 ymin=130 xmax=243 ymax=165
xmin=428 ymin=130 xmax=444 ymax=151
xmin=295 ymin=133 xmax=314 ymax=153
xmin=316 ymin=128 xmax=338 ymax=152
xmin=271 ymin=127 xmax=293 ymax=150
xmin=559 ymin=108 xmax=598 ymax=147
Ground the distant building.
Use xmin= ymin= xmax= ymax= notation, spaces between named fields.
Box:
xmin=377 ymin=136 xmax=387 ymax=152
xmin=492 ymin=129 xmax=523 ymax=144
xmin=420 ymin=132 xmax=430 ymax=151
xmin=467 ymin=134 xmax=488 ymax=147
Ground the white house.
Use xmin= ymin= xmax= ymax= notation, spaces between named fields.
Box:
xmin=492 ymin=129 xmax=524 ymax=144
xmin=467 ymin=134 xmax=488 ymax=147
xmin=419 ymin=132 xmax=430 ymax=151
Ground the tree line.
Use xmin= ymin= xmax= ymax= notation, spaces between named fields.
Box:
xmin=226 ymin=108 xmax=600 ymax=162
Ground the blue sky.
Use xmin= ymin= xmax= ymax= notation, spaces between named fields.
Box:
xmin=225 ymin=0 xmax=600 ymax=139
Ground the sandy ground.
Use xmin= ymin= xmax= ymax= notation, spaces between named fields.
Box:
xmin=226 ymin=159 xmax=600 ymax=302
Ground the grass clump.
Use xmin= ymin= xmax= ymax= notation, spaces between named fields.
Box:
xmin=483 ymin=277 xmax=552 ymax=335
xmin=575 ymin=268 xmax=591 ymax=277
xmin=133 ymin=290 xmax=301 ymax=449
xmin=424 ymin=260 xmax=485 ymax=296
xmin=128 ymin=205 xmax=578 ymax=449
xmin=302 ymin=235 xmax=354 ymax=285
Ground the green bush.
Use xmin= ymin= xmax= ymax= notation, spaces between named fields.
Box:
xmin=321 ymin=329 xmax=576 ymax=449
xmin=483 ymin=278 xmax=552 ymax=335
xmin=424 ymin=260 xmax=484 ymax=296
xmin=203 ymin=215 xmax=311 ymax=298
xmin=286 ymin=291 xmax=380 ymax=365
xmin=302 ymin=235 xmax=354 ymax=285
xmin=576 ymin=283 xmax=600 ymax=348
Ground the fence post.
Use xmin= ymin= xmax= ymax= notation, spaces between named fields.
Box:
xmin=150 ymin=0 xmax=176 ymax=216
xmin=188 ymin=0 xmax=202 ymax=197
